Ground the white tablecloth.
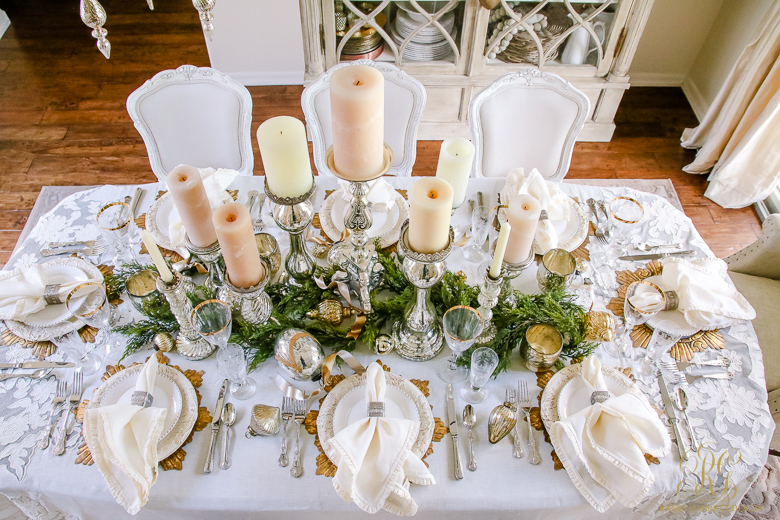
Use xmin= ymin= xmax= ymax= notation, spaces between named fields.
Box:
xmin=0 ymin=176 xmax=772 ymax=520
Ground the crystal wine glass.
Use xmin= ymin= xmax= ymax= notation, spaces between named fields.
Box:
xmin=65 ymin=282 xmax=124 ymax=362
xmin=462 ymin=347 xmax=499 ymax=404
xmin=438 ymin=305 xmax=483 ymax=384
xmin=96 ymin=201 xmax=137 ymax=265
xmin=51 ymin=331 xmax=102 ymax=376
xmin=462 ymin=205 xmax=490 ymax=263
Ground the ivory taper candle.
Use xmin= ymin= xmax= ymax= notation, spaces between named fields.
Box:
xmin=330 ymin=65 xmax=385 ymax=180
xmin=504 ymin=194 xmax=541 ymax=263
xmin=140 ymin=230 xmax=173 ymax=283
xmin=435 ymin=137 xmax=475 ymax=209
xmin=166 ymin=165 xmax=217 ymax=248
xmin=408 ymin=177 xmax=453 ymax=254
xmin=212 ymin=202 xmax=263 ymax=288
xmin=490 ymin=222 xmax=511 ymax=278
xmin=257 ymin=116 xmax=313 ymax=198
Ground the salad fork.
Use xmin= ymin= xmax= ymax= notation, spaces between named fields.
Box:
xmin=586 ymin=199 xmax=607 ymax=245
xmin=290 ymin=399 xmax=306 ymax=478
xmin=596 ymin=200 xmax=611 ymax=240
xmin=53 ymin=370 xmax=83 ymax=456
xmin=278 ymin=397 xmax=292 ymax=467
xmin=512 ymin=384 xmax=524 ymax=459
xmin=657 ymin=359 xmax=730 ymax=373
xmin=669 ymin=371 xmax=733 ymax=385
xmin=518 ymin=381 xmax=541 ymax=465
xmin=39 ymin=379 xmax=67 ymax=450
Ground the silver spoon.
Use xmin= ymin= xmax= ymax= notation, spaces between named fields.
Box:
xmin=0 ymin=368 xmax=52 ymax=382
xmin=463 ymin=405 xmax=477 ymax=472
xmin=220 ymin=403 xmax=236 ymax=470
xmin=634 ymin=241 xmax=684 ymax=251
xmin=676 ymin=387 xmax=698 ymax=453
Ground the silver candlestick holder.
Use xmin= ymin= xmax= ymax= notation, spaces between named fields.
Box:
xmin=185 ymin=235 xmax=224 ymax=290
xmin=265 ymin=177 xmax=316 ymax=286
xmin=325 ymin=145 xmax=393 ymax=313
xmin=217 ymin=260 xmax=273 ymax=325
xmin=475 ymin=268 xmax=502 ymax=345
xmin=391 ymin=220 xmax=454 ymax=361
xmin=497 ymin=248 xmax=535 ymax=307
xmin=156 ymin=270 xmax=215 ymax=360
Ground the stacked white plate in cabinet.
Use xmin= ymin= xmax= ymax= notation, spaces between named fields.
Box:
xmin=391 ymin=4 xmax=458 ymax=61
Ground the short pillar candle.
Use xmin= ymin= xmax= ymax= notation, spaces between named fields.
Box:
xmin=257 ymin=116 xmax=313 ymax=199
xmin=504 ymin=194 xmax=541 ymax=263
xmin=212 ymin=202 xmax=263 ymax=288
xmin=408 ymin=177 xmax=453 ymax=254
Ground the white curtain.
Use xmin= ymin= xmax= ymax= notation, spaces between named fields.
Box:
xmin=681 ymin=1 xmax=780 ymax=209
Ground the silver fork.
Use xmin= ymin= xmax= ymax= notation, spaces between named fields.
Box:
xmin=518 ymin=381 xmax=541 ymax=465
xmin=586 ymin=199 xmax=607 ymax=245
xmin=39 ymin=379 xmax=67 ymax=450
xmin=658 ymin=358 xmax=730 ymax=372
xmin=668 ymin=371 xmax=733 ymax=385
xmin=278 ymin=397 xmax=292 ymax=467
xmin=53 ymin=370 xmax=83 ymax=456
xmin=41 ymin=237 xmax=108 ymax=257
xmin=511 ymin=384 xmax=524 ymax=459
xmin=596 ymin=200 xmax=611 ymax=241
xmin=290 ymin=399 xmax=306 ymax=478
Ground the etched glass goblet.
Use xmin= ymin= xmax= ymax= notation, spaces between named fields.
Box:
xmin=462 ymin=347 xmax=499 ymax=404
xmin=462 ymin=205 xmax=490 ymax=263
xmin=66 ymin=282 xmax=124 ymax=362
xmin=51 ymin=331 xmax=101 ymax=376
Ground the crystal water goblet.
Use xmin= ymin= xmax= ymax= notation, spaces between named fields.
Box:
xmin=462 ymin=205 xmax=490 ymax=263
xmin=438 ymin=305 xmax=483 ymax=384
xmin=462 ymin=347 xmax=499 ymax=404
xmin=66 ymin=282 xmax=124 ymax=362
xmin=96 ymin=201 xmax=137 ymax=265
xmin=636 ymin=319 xmax=684 ymax=379
xmin=216 ymin=343 xmax=256 ymax=400
xmin=51 ymin=331 xmax=102 ymax=376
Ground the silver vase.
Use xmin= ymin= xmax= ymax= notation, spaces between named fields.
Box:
xmin=265 ymin=178 xmax=316 ymax=286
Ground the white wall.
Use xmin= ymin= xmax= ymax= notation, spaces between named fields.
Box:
xmin=0 ymin=10 xmax=10 ymax=40
xmin=205 ymin=1 xmax=305 ymax=86
xmin=629 ymin=0 xmax=724 ymax=86
xmin=682 ymin=0 xmax=774 ymax=119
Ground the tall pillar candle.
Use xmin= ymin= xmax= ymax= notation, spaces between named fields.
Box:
xmin=435 ymin=137 xmax=475 ymax=209
xmin=257 ymin=116 xmax=313 ymax=198
xmin=330 ymin=65 xmax=385 ymax=180
xmin=166 ymin=165 xmax=217 ymax=248
xmin=504 ymin=194 xmax=541 ymax=263
xmin=408 ymin=177 xmax=453 ymax=254
xmin=212 ymin=202 xmax=263 ymax=288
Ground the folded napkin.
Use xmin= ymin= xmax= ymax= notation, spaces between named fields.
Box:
xmin=328 ymin=363 xmax=435 ymax=516
xmin=338 ymin=178 xmax=396 ymax=213
xmin=549 ymin=356 xmax=670 ymax=512
xmin=500 ymin=168 xmax=570 ymax=253
xmin=168 ymin=166 xmax=238 ymax=249
xmin=83 ymin=355 xmax=168 ymax=515
xmin=0 ymin=264 xmax=102 ymax=320
xmin=627 ymin=283 xmax=666 ymax=314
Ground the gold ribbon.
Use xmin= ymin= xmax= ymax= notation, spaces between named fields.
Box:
xmin=315 ymin=271 xmax=355 ymax=309
xmin=346 ymin=315 xmax=366 ymax=340
xmin=273 ymin=331 xmax=313 ymax=372
xmin=271 ymin=350 xmax=367 ymax=400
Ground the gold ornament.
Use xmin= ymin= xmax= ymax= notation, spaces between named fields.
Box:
xmin=306 ymin=299 xmax=354 ymax=326
xmin=585 ymin=311 xmax=616 ymax=342
xmin=153 ymin=332 xmax=176 ymax=352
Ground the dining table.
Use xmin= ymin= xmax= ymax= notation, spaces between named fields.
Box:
xmin=0 ymin=175 xmax=773 ymax=520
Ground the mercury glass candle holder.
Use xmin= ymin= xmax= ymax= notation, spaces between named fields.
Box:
xmin=475 ymin=268 xmax=502 ymax=346
xmin=185 ymin=235 xmax=224 ymax=290
xmin=265 ymin=177 xmax=316 ymax=286
xmin=325 ymin=144 xmax=393 ymax=314
xmin=156 ymin=270 xmax=215 ymax=360
xmin=498 ymin=247 xmax=535 ymax=307
xmin=391 ymin=220 xmax=454 ymax=362
xmin=217 ymin=259 xmax=273 ymax=326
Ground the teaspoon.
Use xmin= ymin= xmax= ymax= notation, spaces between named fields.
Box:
xmin=463 ymin=404 xmax=477 ymax=472
xmin=220 ymin=403 xmax=236 ymax=470
xmin=0 ymin=368 xmax=52 ymax=382
xmin=676 ymin=387 xmax=698 ymax=453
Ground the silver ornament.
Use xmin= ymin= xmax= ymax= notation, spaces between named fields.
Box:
xmin=374 ymin=334 xmax=395 ymax=355
xmin=274 ymin=328 xmax=325 ymax=382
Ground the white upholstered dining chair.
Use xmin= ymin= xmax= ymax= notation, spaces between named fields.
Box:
xmin=126 ymin=64 xmax=254 ymax=182
xmin=468 ymin=69 xmax=590 ymax=181
xmin=301 ymin=60 xmax=426 ymax=177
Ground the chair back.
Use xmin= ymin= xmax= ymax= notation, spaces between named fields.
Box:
xmin=127 ymin=65 xmax=254 ymax=182
xmin=301 ymin=60 xmax=426 ymax=177
xmin=468 ymin=69 xmax=590 ymax=181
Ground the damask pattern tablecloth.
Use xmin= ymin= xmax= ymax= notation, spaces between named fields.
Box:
xmin=0 ymin=177 xmax=773 ymax=520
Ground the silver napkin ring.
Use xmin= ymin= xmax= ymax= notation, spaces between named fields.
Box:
xmin=367 ymin=401 xmax=385 ymax=418
xmin=590 ymin=391 xmax=609 ymax=405
xmin=664 ymin=291 xmax=679 ymax=311
xmin=131 ymin=391 xmax=154 ymax=408
xmin=44 ymin=284 xmax=63 ymax=305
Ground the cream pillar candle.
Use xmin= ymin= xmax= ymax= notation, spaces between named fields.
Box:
xmin=489 ymin=222 xmax=511 ymax=278
xmin=435 ymin=137 xmax=475 ymax=208
xmin=257 ymin=116 xmax=313 ymax=198
xmin=330 ymin=65 xmax=385 ymax=180
xmin=212 ymin=202 xmax=263 ymax=288
xmin=504 ymin=194 xmax=541 ymax=263
xmin=140 ymin=230 xmax=173 ymax=283
xmin=165 ymin=165 xmax=217 ymax=248
xmin=408 ymin=177 xmax=453 ymax=254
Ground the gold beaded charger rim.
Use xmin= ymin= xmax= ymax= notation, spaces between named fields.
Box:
xmin=304 ymin=360 xmax=448 ymax=477
xmin=74 ymin=351 xmax=212 ymax=471
xmin=605 ymin=260 xmax=725 ymax=362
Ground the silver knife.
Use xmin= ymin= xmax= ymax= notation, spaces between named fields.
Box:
xmin=447 ymin=384 xmax=464 ymax=480
xmin=204 ymin=379 xmax=229 ymax=473
xmin=130 ymin=187 xmax=144 ymax=217
xmin=657 ymin=371 xmax=688 ymax=460
xmin=0 ymin=361 xmax=75 ymax=369
xmin=618 ymin=251 xmax=696 ymax=261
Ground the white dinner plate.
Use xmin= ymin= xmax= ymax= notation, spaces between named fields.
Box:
xmin=643 ymin=274 xmax=700 ymax=337
xmin=317 ymin=371 xmax=434 ymax=462
xmin=88 ymin=362 xmax=199 ymax=460
xmin=320 ymin=189 xmax=409 ymax=249
xmin=145 ymin=193 xmax=176 ymax=251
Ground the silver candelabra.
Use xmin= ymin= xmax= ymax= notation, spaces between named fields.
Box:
xmin=265 ymin=177 xmax=316 ymax=286
xmin=185 ymin=235 xmax=224 ymax=290
xmin=156 ymin=270 xmax=215 ymax=360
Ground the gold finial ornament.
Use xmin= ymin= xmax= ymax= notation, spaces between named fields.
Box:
xmin=306 ymin=299 xmax=355 ymax=326
xmin=79 ymin=0 xmax=111 ymax=59
xmin=192 ymin=0 xmax=216 ymax=41
xmin=153 ymin=332 xmax=176 ymax=353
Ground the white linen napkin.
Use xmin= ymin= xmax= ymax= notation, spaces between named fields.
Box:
xmin=167 ymin=166 xmax=238 ymax=249
xmin=627 ymin=283 xmax=666 ymax=314
xmin=549 ymin=356 xmax=670 ymax=512
xmin=500 ymin=168 xmax=570 ymax=253
xmin=338 ymin=178 xmax=396 ymax=213
xmin=83 ymin=355 xmax=168 ymax=515
xmin=327 ymin=363 xmax=435 ymax=516
xmin=0 ymin=264 xmax=102 ymax=320
xmin=661 ymin=257 xmax=756 ymax=330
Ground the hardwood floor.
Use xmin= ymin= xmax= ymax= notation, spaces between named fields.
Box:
xmin=0 ymin=0 xmax=761 ymax=265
